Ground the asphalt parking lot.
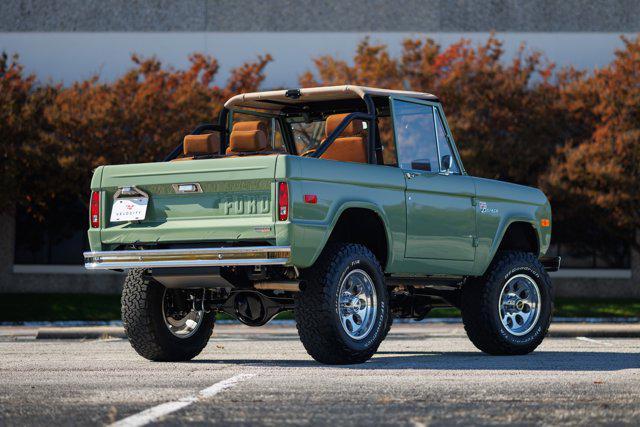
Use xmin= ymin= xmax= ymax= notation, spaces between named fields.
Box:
xmin=1 ymin=323 xmax=639 ymax=426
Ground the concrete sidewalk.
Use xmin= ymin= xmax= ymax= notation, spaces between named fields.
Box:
xmin=1 ymin=321 xmax=639 ymax=340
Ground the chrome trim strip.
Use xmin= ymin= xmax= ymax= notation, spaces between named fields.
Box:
xmin=84 ymin=246 xmax=290 ymax=258
xmin=84 ymin=246 xmax=291 ymax=270
xmin=85 ymin=258 xmax=289 ymax=270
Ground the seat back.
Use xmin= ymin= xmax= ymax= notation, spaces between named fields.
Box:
xmin=320 ymin=113 xmax=367 ymax=163
xmin=172 ymin=132 xmax=221 ymax=161
xmin=227 ymin=121 xmax=269 ymax=155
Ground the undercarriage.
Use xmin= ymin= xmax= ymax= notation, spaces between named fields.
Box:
xmin=149 ymin=265 xmax=464 ymax=328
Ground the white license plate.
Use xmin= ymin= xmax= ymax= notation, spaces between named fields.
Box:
xmin=110 ymin=197 xmax=149 ymax=222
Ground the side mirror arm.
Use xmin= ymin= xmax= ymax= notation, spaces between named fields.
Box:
xmin=439 ymin=154 xmax=452 ymax=175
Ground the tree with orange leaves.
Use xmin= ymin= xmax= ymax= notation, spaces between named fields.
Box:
xmin=301 ymin=35 xmax=564 ymax=187
xmin=43 ymin=53 xmax=272 ymax=174
xmin=543 ymin=36 xmax=640 ymax=249
xmin=4 ymin=52 xmax=271 ymax=249
xmin=0 ymin=53 xmax=57 ymax=214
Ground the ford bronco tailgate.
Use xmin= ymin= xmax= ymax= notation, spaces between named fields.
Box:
xmin=94 ymin=155 xmax=281 ymax=248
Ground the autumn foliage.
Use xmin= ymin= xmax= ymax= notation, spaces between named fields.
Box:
xmin=301 ymin=36 xmax=563 ymax=186
xmin=1 ymin=35 xmax=639 ymax=254
xmin=41 ymin=53 xmax=271 ymax=201
xmin=1 ymin=53 xmax=271 ymax=244
xmin=541 ymin=37 xmax=640 ymax=246
xmin=0 ymin=53 xmax=56 ymax=216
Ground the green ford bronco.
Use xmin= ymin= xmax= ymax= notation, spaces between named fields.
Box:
xmin=84 ymin=85 xmax=560 ymax=364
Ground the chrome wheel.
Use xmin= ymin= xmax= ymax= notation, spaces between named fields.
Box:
xmin=338 ymin=269 xmax=378 ymax=340
xmin=162 ymin=288 xmax=205 ymax=339
xmin=499 ymin=274 xmax=541 ymax=336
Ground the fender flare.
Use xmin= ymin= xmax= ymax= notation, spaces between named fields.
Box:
xmin=306 ymin=201 xmax=395 ymax=269
xmin=482 ymin=217 xmax=542 ymax=274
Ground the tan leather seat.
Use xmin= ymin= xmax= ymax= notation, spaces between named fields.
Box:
xmin=226 ymin=121 xmax=271 ymax=155
xmin=172 ymin=132 xmax=221 ymax=161
xmin=232 ymin=120 xmax=268 ymax=134
xmin=320 ymin=113 xmax=367 ymax=163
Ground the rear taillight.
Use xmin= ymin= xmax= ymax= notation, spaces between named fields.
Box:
xmin=278 ymin=182 xmax=289 ymax=221
xmin=90 ymin=191 xmax=100 ymax=228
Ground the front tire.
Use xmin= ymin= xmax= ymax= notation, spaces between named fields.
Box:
xmin=461 ymin=251 xmax=553 ymax=355
xmin=294 ymin=243 xmax=390 ymax=364
xmin=121 ymin=270 xmax=215 ymax=361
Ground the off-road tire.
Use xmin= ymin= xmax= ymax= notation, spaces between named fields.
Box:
xmin=294 ymin=243 xmax=390 ymax=364
xmin=461 ymin=251 xmax=553 ymax=355
xmin=121 ymin=269 xmax=215 ymax=361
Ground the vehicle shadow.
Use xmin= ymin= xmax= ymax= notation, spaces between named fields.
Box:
xmin=190 ymin=351 xmax=640 ymax=371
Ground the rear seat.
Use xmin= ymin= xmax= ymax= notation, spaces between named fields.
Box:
xmin=172 ymin=132 xmax=220 ymax=161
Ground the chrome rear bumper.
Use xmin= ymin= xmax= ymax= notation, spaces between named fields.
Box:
xmin=84 ymin=246 xmax=291 ymax=270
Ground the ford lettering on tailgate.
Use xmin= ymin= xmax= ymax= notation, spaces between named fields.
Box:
xmin=222 ymin=194 xmax=271 ymax=215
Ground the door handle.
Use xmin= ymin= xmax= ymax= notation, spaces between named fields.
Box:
xmin=405 ymin=172 xmax=419 ymax=179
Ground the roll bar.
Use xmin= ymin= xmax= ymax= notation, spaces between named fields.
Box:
xmin=309 ymin=94 xmax=377 ymax=164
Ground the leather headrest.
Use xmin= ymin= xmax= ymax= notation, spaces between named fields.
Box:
xmin=325 ymin=113 xmax=364 ymax=138
xmin=229 ymin=130 xmax=268 ymax=152
xmin=183 ymin=133 xmax=220 ymax=156
xmin=233 ymin=120 xmax=268 ymax=133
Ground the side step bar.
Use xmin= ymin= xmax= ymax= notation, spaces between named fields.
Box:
xmin=84 ymin=246 xmax=291 ymax=270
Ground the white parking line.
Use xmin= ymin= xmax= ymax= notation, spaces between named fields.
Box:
xmin=109 ymin=373 xmax=254 ymax=427
xmin=576 ymin=336 xmax=614 ymax=347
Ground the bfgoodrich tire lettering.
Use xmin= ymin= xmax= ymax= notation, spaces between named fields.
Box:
xmin=461 ymin=251 xmax=553 ymax=355
xmin=121 ymin=269 xmax=215 ymax=361
xmin=294 ymin=243 xmax=390 ymax=364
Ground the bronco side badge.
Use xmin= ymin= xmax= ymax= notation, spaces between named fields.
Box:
xmin=479 ymin=201 xmax=499 ymax=214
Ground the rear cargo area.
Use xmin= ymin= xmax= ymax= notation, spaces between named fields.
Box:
xmin=96 ymin=155 xmax=280 ymax=247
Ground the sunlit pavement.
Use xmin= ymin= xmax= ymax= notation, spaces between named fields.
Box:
xmin=0 ymin=323 xmax=638 ymax=426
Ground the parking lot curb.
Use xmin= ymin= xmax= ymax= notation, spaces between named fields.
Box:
xmin=547 ymin=323 xmax=640 ymax=338
xmin=35 ymin=326 xmax=126 ymax=340
xmin=27 ymin=321 xmax=640 ymax=340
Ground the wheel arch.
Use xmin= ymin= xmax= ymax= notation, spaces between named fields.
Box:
xmin=308 ymin=202 xmax=393 ymax=270
xmin=483 ymin=219 xmax=542 ymax=274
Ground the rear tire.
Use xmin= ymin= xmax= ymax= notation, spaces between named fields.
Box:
xmin=461 ymin=251 xmax=552 ymax=355
xmin=294 ymin=243 xmax=390 ymax=365
xmin=121 ymin=269 xmax=215 ymax=361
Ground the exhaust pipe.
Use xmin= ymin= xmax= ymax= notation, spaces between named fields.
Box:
xmin=253 ymin=281 xmax=300 ymax=292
